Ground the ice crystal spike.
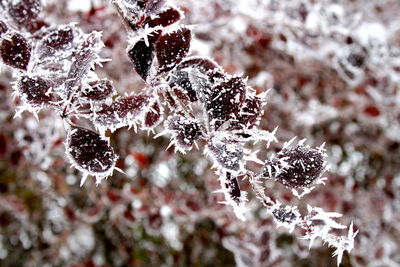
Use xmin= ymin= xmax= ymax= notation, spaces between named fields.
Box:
xmin=263 ymin=144 xmax=326 ymax=189
xmin=145 ymin=7 xmax=181 ymax=28
xmin=0 ymin=33 xmax=31 ymax=70
xmin=8 ymin=0 xmax=41 ymax=26
xmin=66 ymin=126 xmax=117 ymax=182
xmin=156 ymin=27 xmax=191 ymax=73
xmin=17 ymin=75 xmax=54 ymax=106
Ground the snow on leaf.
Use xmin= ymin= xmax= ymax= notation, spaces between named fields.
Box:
xmin=169 ymin=56 xmax=225 ymax=102
xmin=94 ymin=94 xmax=151 ymax=132
xmin=145 ymin=6 xmax=181 ymax=28
xmin=156 ymin=26 xmax=191 ymax=73
xmin=7 ymin=0 xmax=41 ymax=26
xmin=65 ymin=126 xmax=117 ymax=184
xmin=0 ymin=33 xmax=31 ymax=70
xmin=164 ymin=115 xmax=202 ymax=152
xmin=64 ymin=31 xmax=104 ymax=94
xmin=206 ymin=135 xmax=244 ymax=173
xmin=17 ymin=75 xmax=54 ymax=106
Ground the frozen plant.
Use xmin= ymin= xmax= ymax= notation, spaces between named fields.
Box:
xmin=0 ymin=0 xmax=357 ymax=265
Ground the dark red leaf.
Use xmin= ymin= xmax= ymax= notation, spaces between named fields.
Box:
xmin=94 ymin=94 xmax=151 ymax=128
xmin=43 ymin=25 xmax=74 ymax=50
xmin=230 ymin=95 xmax=262 ymax=130
xmin=82 ymin=79 xmax=115 ymax=102
xmin=156 ymin=27 xmax=191 ymax=73
xmin=206 ymin=76 xmax=246 ymax=129
xmin=8 ymin=0 xmax=41 ymax=26
xmin=128 ymin=39 xmax=155 ymax=81
xmin=0 ymin=33 xmax=31 ymax=70
xmin=263 ymin=145 xmax=325 ymax=189
xmin=143 ymin=101 xmax=162 ymax=129
xmin=66 ymin=126 xmax=116 ymax=174
xmin=145 ymin=7 xmax=181 ymax=27
xmin=18 ymin=75 xmax=54 ymax=105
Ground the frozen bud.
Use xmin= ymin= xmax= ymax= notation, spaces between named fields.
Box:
xmin=82 ymin=79 xmax=115 ymax=102
xmin=165 ymin=115 xmax=202 ymax=151
xmin=156 ymin=27 xmax=191 ymax=73
xmin=8 ymin=0 xmax=41 ymax=26
xmin=66 ymin=126 xmax=117 ymax=177
xmin=0 ymin=33 xmax=31 ymax=70
xmin=263 ymin=145 xmax=326 ymax=189
xmin=207 ymin=136 xmax=244 ymax=172
xmin=17 ymin=75 xmax=53 ymax=105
